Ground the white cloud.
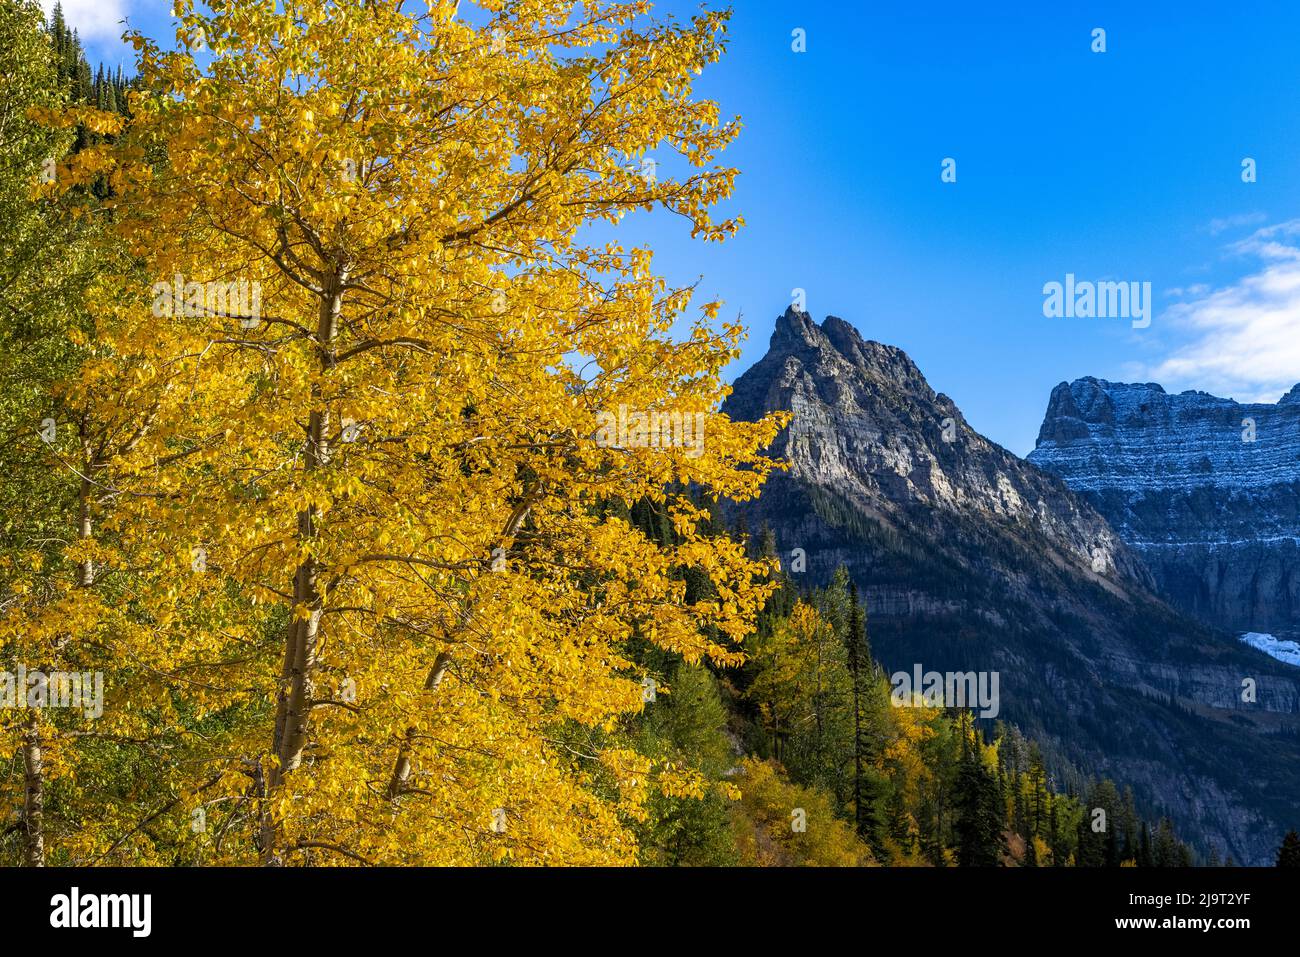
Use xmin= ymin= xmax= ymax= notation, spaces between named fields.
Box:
xmin=1143 ymin=220 xmax=1300 ymax=403
xmin=1163 ymin=283 xmax=1210 ymax=299
xmin=40 ymin=0 xmax=131 ymax=46
xmin=1206 ymin=211 xmax=1266 ymax=236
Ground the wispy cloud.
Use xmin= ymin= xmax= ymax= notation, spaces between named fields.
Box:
xmin=1206 ymin=211 xmax=1267 ymax=236
xmin=40 ymin=0 xmax=131 ymax=47
xmin=1163 ymin=283 xmax=1210 ymax=298
xmin=1143 ymin=220 xmax=1300 ymax=403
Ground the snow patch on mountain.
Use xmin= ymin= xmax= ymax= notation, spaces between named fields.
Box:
xmin=1240 ymin=633 xmax=1300 ymax=667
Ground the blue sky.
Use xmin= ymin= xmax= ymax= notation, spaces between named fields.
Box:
xmin=58 ymin=0 xmax=1300 ymax=454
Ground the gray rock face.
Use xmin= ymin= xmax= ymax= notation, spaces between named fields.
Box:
xmin=730 ymin=309 xmax=1153 ymax=593
xmin=1028 ymin=378 xmax=1300 ymax=636
xmin=724 ymin=308 xmax=1300 ymax=865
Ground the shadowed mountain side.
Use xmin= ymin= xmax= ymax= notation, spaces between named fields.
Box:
xmin=1029 ymin=377 xmax=1300 ymax=636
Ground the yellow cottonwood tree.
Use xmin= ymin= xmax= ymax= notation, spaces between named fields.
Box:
xmin=71 ymin=0 xmax=785 ymax=864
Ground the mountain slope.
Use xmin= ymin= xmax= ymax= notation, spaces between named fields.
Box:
xmin=1028 ymin=377 xmax=1300 ymax=637
xmin=723 ymin=307 xmax=1300 ymax=864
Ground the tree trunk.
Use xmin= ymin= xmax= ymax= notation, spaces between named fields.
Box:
xmin=22 ymin=712 xmax=45 ymax=867
xmin=261 ymin=269 xmax=344 ymax=865
xmin=385 ymin=651 xmax=453 ymax=799
xmin=379 ymin=494 xmax=535 ymax=805
xmin=77 ymin=471 xmax=94 ymax=587
xmin=77 ymin=426 xmax=98 ymax=588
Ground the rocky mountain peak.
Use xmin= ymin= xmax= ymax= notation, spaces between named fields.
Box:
xmin=745 ymin=308 xmax=937 ymax=416
xmin=727 ymin=311 xmax=1152 ymax=589
xmin=1029 ymin=377 xmax=1300 ymax=634
xmin=770 ymin=305 xmax=821 ymax=351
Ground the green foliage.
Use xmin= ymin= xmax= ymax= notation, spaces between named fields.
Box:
xmin=635 ymin=663 xmax=739 ymax=866
xmin=952 ymin=719 xmax=1006 ymax=866
xmin=637 ymin=558 xmax=1201 ymax=868
xmin=1276 ymin=830 xmax=1300 ymax=867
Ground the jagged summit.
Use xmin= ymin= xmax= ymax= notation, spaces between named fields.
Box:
xmin=731 ymin=309 xmax=942 ymax=437
xmin=769 ymin=307 xmax=928 ymax=383
xmin=1056 ymin=375 xmax=1168 ymax=394
xmin=770 ymin=304 xmax=819 ymax=349
xmin=1037 ymin=377 xmax=1300 ymax=447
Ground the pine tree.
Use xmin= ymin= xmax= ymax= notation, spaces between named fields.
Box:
xmin=1027 ymin=747 xmax=1048 ymax=837
xmin=845 ymin=580 xmax=887 ymax=858
xmin=1048 ymin=800 xmax=1067 ymax=866
xmin=953 ymin=717 xmax=1006 ymax=866
xmin=1276 ymin=830 xmax=1300 ymax=867
xmin=1153 ymin=818 xmax=1181 ymax=867
xmin=637 ymin=663 xmax=739 ymax=866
